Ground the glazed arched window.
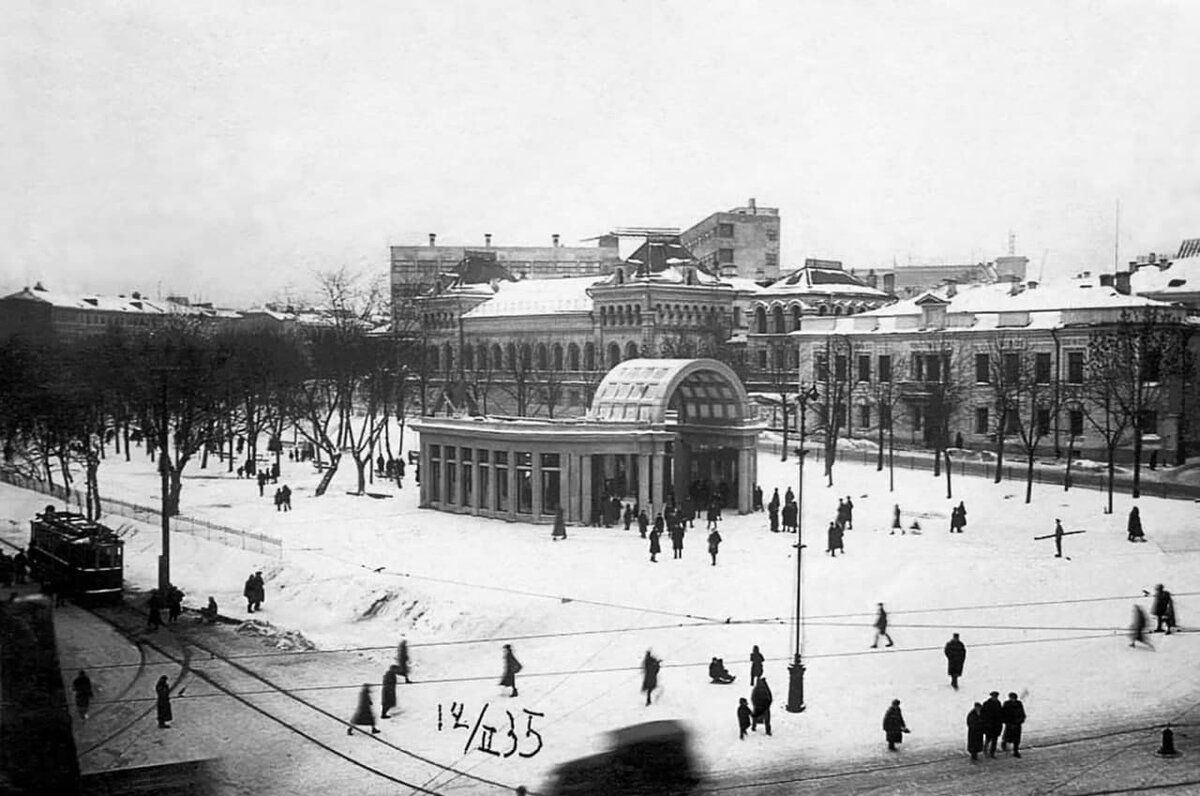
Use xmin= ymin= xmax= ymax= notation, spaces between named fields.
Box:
xmin=567 ymin=343 xmax=580 ymax=370
xmin=792 ymin=305 xmax=803 ymax=330
xmin=552 ymin=343 xmax=564 ymax=370
xmin=625 ymin=341 xmax=640 ymax=360
xmin=491 ymin=344 xmax=504 ymax=370
xmin=755 ymin=306 xmax=767 ymax=334
xmin=607 ymin=342 xmax=622 ymax=368
xmin=536 ymin=343 xmax=549 ymax=370
xmin=773 ymin=306 xmax=785 ymax=334
xmin=584 ymin=342 xmax=596 ymax=370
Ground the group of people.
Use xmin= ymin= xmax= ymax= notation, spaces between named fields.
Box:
xmin=949 ymin=501 xmax=968 ymax=533
xmin=966 ymin=691 xmax=1026 ymax=760
xmin=645 ymin=502 xmax=725 ymax=564
xmin=145 ymin=584 xmax=185 ymax=630
xmin=273 ymin=484 xmax=293 ymax=511
xmin=243 ymin=571 xmax=266 ymax=613
xmin=766 ymin=487 xmax=797 ymax=533
xmin=1131 ymin=584 xmax=1179 ymax=648
xmin=374 ymin=454 xmax=406 ymax=487
xmin=824 ymin=496 xmax=854 ymax=556
xmin=0 ymin=547 xmax=28 ymax=587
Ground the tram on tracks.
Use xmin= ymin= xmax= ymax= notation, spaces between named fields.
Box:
xmin=27 ymin=506 xmax=124 ymax=602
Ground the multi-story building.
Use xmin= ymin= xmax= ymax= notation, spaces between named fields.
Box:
xmin=0 ymin=283 xmax=229 ymax=343
xmin=678 ymin=198 xmax=782 ymax=282
xmin=858 ymin=255 xmax=1029 ymax=298
xmin=789 ymin=278 xmax=1194 ymax=463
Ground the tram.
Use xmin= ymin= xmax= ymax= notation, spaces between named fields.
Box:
xmin=27 ymin=506 xmax=124 ymax=602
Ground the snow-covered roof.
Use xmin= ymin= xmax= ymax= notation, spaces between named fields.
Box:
xmin=461 ymin=276 xmax=600 ymax=318
xmin=1130 ymin=257 xmax=1200 ymax=296
xmin=760 ymin=263 xmax=889 ymax=299
xmin=1 ymin=285 xmax=207 ymax=315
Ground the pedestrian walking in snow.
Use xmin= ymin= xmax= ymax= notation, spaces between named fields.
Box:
xmin=751 ymin=677 xmax=773 ymax=735
xmin=706 ymin=503 xmax=720 ymax=531
xmin=957 ymin=501 xmax=967 ymax=532
xmin=944 ymin=633 xmax=966 ymax=689
xmin=981 ymin=691 xmax=1004 ymax=757
xmin=641 ymin=650 xmax=661 ymax=706
xmin=500 ymin=644 xmax=522 ymax=697
xmin=737 ymin=697 xmax=752 ymax=739
xmin=257 ymin=472 xmax=266 ymax=497
xmin=147 ymin=589 xmax=164 ymax=631
xmin=637 ymin=510 xmax=649 ymax=538
xmin=845 ymin=496 xmax=854 ymax=529
xmin=273 ymin=487 xmax=282 ymax=511
xmin=1127 ymin=507 xmax=1145 ymax=542
xmin=649 ymin=527 xmax=662 ymax=563
xmin=949 ymin=505 xmax=961 ymax=533
xmin=1129 ymin=605 xmax=1155 ymax=649
xmin=836 ymin=498 xmax=848 ymax=530
xmin=73 ymin=670 xmax=93 ymax=720
xmin=551 ymin=507 xmax=567 ymax=541
xmin=749 ymin=645 xmax=764 ymax=685
xmin=155 ymin=675 xmax=173 ymax=728
xmin=826 ymin=521 xmax=844 ymax=557
xmin=248 ymin=571 xmax=265 ymax=612
xmin=882 ymin=699 xmax=908 ymax=750
xmin=166 ymin=585 xmax=184 ymax=624
xmin=397 ymin=638 xmax=411 ymax=683
xmin=784 ymin=487 xmax=794 ymax=505
xmin=281 ymin=484 xmax=292 ymax=511
xmin=381 ymin=665 xmax=400 ymax=718
xmin=707 ymin=529 xmax=722 ymax=566
xmin=966 ymin=702 xmax=984 ymax=760
xmin=1001 ymin=692 xmax=1026 ymax=757
xmin=1150 ymin=584 xmax=1176 ymax=634
xmin=872 ymin=603 xmax=894 ymax=648
xmin=670 ymin=523 xmax=685 ymax=559
xmin=347 ymin=684 xmax=380 ymax=735
xmin=624 ymin=504 xmax=633 ymax=531
xmin=891 ymin=504 xmax=903 ymax=535
xmin=753 ymin=485 xmax=763 ymax=512
xmin=1053 ymin=519 xmax=1064 ymax=558
xmin=243 ymin=574 xmax=257 ymax=613
xmin=768 ymin=502 xmax=780 ymax=533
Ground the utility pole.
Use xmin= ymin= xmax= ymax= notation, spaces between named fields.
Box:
xmin=787 ymin=383 xmax=820 ymax=713
xmin=157 ymin=370 xmax=171 ymax=593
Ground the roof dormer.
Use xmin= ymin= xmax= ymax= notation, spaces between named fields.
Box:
xmin=914 ymin=292 xmax=950 ymax=329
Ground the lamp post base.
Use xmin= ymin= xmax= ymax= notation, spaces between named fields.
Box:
xmin=786 ymin=656 xmax=806 ymax=713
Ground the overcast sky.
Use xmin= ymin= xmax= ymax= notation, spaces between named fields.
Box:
xmin=3 ymin=1 xmax=1198 ymax=306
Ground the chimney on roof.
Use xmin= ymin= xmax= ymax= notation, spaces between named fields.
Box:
xmin=552 ymin=233 xmax=560 ymax=247
xmin=748 ymin=197 xmax=757 ymax=215
xmin=33 ymin=281 xmax=46 ymax=291
xmin=1114 ymin=271 xmax=1132 ymax=295
xmin=429 ymin=233 xmax=437 ymax=247
xmin=132 ymin=290 xmax=142 ymax=300
xmin=946 ymin=281 xmax=957 ymax=298
xmin=485 ymin=233 xmax=492 ymax=247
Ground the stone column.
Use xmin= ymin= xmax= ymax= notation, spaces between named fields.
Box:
xmin=507 ymin=447 xmax=518 ymax=521
xmin=581 ymin=454 xmax=594 ymax=525
xmin=532 ymin=452 xmax=543 ymax=520
xmin=738 ymin=447 xmax=753 ymax=514
xmin=638 ymin=452 xmax=651 ymax=515
xmin=651 ymin=448 xmax=665 ymax=510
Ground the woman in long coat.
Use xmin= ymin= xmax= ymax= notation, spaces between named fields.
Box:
xmin=381 ymin=665 xmax=399 ymax=718
xmin=749 ymin=645 xmax=764 ymax=685
xmin=396 ymin=638 xmax=411 ymax=683
xmin=707 ymin=529 xmax=722 ymax=566
xmin=966 ymin=703 xmax=985 ymax=760
xmin=500 ymin=644 xmax=521 ymax=697
xmin=348 ymin=683 xmax=380 ymax=734
xmin=1127 ymin=507 xmax=1145 ymax=542
xmin=882 ymin=699 xmax=907 ymax=750
xmin=649 ymin=528 xmax=662 ymax=563
xmin=155 ymin=675 xmax=172 ymax=728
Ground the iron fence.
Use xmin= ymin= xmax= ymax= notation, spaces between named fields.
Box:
xmin=0 ymin=469 xmax=283 ymax=557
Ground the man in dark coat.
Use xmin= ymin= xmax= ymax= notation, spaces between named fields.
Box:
xmin=752 ymin=485 xmax=763 ymax=513
xmin=243 ymin=574 xmax=257 ymax=613
xmin=844 ymin=496 xmax=854 ymax=529
xmin=623 ymin=504 xmax=633 ymax=531
xmin=768 ymin=502 xmax=780 ymax=533
xmin=1151 ymin=584 xmax=1176 ymax=634
xmin=381 ymin=665 xmax=400 ymax=718
xmin=781 ymin=502 xmax=797 ymax=534
xmin=166 ymin=585 xmax=184 ymax=624
xmin=348 ymin=683 xmax=380 ymax=735
xmin=1001 ymin=692 xmax=1026 ymax=757
xmin=249 ymin=571 xmax=265 ymax=612
xmin=749 ymin=645 xmax=765 ymax=685
xmin=981 ymin=691 xmax=1004 ymax=757
xmin=637 ymin=510 xmax=649 ymax=538
xmin=670 ymin=523 xmax=685 ymax=559
xmin=768 ymin=488 xmax=780 ymax=515
xmin=649 ymin=526 xmax=662 ymax=563
xmin=750 ymin=677 xmax=773 ymax=735
xmin=943 ymin=633 xmax=966 ymax=689
xmin=872 ymin=603 xmax=894 ymax=648
xmin=784 ymin=487 xmax=794 ymax=505
xmin=882 ymin=699 xmax=907 ymax=750
xmin=73 ymin=670 xmax=94 ymax=720
xmin=500 ymin=644 xmax=522 ymax=697
xmin=147 ymin=590 xmax=164 ymax=630
xmin=891 ymin=504 xmax=903 ymax=534
xmin=155 ymin=675 xmax=173 ymax=728
xmin=1130 ymin=604 xmax=1154 ymax=649
xmin=966 ymin=702 xmax=984 ymax=760
xmin=826 ymin=522 xmax=842 ymax=557
xmin=707 ymin=529 xmax=721 ymax=566
xmin=641 ymin=650 xmax=661 ymax=706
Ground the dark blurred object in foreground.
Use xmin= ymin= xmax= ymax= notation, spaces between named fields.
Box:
xmin=546 ymin=719 xmax=700 ymax=795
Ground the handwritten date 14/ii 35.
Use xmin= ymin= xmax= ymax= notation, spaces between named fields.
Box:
xmin=437 ymin=702 xmax=544 ymax=758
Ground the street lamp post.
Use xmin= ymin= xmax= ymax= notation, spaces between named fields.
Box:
xmin=787 ymin=383 xmax=820 ymax=713
xmin=156 ymin=369 xmax=172 ymax=594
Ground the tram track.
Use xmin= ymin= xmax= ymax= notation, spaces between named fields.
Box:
xmin=82 ymin=602 xmax=521 ymax=795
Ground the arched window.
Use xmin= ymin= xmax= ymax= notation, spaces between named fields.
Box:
xmin=463 ymin=345 xmax=474 ymax=371
xmin=633 ymin=305 xmax=641 ymax=325
xmin=607 ymin=342 xmax=622 ymax=368
xmin=625 ymin=341 xmax=639 ymax=360
xmin=506 ymin=342 xmax=517 ymax=368
xmin=520 ymin=344 xmax=532 ymax=370
xmin=833 ymin=305 xmax=843 ymax=316
xmin=818 ymin=305 xmax=828 ymax=316
xmin=552 ymin=344 xmax=564 ymax=370
xmin=584 ymin=342 xmax=596 ymax=370
xmin=616 ymin=306 xmax=625 ymax=326
xmin=536 ymin=343 xmax=549 ymax=370
xmin=755 ymin=306 xmax=767 ymax=334
xmin=442 ymin=343 xmax=454 ymax=372
xmin=600 ymin=306 xmax=608 ymax=327
xmin=567 ymin=343 xmax=581 ymax=370
xmin=772 ymin=306 xmax=785 ymax=334
xmin=491 ymin=344 xmax=503 ymax=370
xmin=476 ymin=343 xmax=488 ymax=371
xmin=792 ymin=305 xmax=803 ymax=330
xmin=614 ymin=267 xmax=625 ymax=285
